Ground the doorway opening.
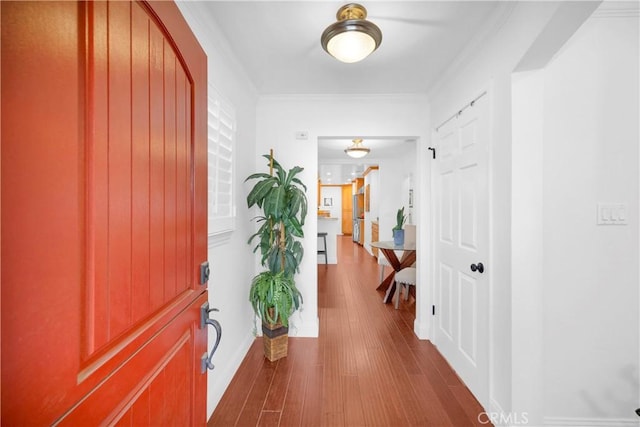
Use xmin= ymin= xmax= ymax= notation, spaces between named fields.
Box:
xmin=317 ymin=136 xmax=417 ymax=265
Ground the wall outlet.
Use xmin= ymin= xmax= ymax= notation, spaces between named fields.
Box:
xmin=295 ymin=131 xmax=308 ymax=140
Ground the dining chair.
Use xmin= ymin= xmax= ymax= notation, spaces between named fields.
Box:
xmin=395 ymin=225 xmax=417 ymax=308
xmin=393 ymin=267 xmax=416 ymax=309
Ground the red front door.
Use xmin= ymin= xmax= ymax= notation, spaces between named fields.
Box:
xmin=1 ymin=1 xmax=208 ymax=424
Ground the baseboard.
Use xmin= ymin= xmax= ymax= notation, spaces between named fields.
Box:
xmin=414 ymin=317 xmax=430 ymax=340
xmin=206 ymin=332 xmax=255 ymax=420
xmin=544 ymin=416 xmax=640 ymax=427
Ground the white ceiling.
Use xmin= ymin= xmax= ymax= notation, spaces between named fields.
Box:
xmin=194 ymin=1 xmax=501 ymax=182
xmin=202 ymin=1 xmax=501 ymax=95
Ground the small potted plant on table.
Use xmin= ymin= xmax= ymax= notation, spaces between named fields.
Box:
xmin=392 ymin=207 xmax=407 ymax=246
xmin=246 ymin=152 xmax=307 ymax=361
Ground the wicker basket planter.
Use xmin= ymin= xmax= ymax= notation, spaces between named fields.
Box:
xmin=262 ymin=320 xmax=289 ymax=362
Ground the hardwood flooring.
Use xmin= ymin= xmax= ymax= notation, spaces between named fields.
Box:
xmin=208 ymin=236 xmax=488 ymax=426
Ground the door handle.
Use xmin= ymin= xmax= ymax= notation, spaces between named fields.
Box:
xmin=470 ymin=262 xmax=484 ymax=274
xmin=200 ymin=302 xmax=221 ymax=372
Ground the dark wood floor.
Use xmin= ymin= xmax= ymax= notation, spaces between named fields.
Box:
xmin=208 ymin=236 xmax=488 ymax=426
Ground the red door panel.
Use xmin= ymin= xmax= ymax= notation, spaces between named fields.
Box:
xmin=56 ymin=293 xmax=208 ymax=426
xmin=88 ymin=0 xmax=196 ymax=355
xmin=1 ymin=1 xmax=208 ymax=424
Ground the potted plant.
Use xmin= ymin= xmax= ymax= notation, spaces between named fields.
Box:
xmin=392 ymin=207 xmax=407 ymax=246
xmin=246 ymin=153 xmax=308 ymax=361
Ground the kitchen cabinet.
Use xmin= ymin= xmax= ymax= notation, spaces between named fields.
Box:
xmin=341 ymin=184 xmax=353 ymax=235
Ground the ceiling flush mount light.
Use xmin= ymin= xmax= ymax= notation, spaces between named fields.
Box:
xmin=321 ymin=3 xmax=382 ymax=63
xmin=344 ymin=138 xmax=370 ymax=158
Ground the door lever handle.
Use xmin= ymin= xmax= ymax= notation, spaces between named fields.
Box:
xmin=470 ymin=262 xmax=484 ymax=274
xmin=200 ymin=302 xmax=221 ymax=372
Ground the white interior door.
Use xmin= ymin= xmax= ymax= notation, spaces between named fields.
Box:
xmin=433 ymin=92 xmax=490 ymax=408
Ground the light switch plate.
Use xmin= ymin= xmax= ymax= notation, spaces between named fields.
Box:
xmin=597 ymin=203 xmax=628 ymax=225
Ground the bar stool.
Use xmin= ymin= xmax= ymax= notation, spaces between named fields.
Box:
xmin=317 ymin=232 xmax=328 ymax=264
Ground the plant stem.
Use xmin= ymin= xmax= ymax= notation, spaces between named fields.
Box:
xmin=280 ymin=221 xmax=286 ymax=271
xmin=269 ymin=148 xmax=274 ymax=176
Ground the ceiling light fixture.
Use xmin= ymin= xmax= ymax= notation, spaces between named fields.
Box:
xmin=344 ymin=138 xmax=370 ymax=158
xmin=321 ymin=3 xmax=382 ymax=64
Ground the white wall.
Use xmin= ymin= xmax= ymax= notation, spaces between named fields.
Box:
xmin=512 ymin=69 xmax=546 ymax=425
xmin=377 ymin=158 xmax=411 ymax=246
xmin=540 ymin=9 xmax=639 ymax=424
xmin=176 ymin=2 xmax=260 ymax=419
xmin=320 ymin=186 xmax=342 ymax=221
xmin=256 ymin=95 xmax=429 ymax=337
xmin=514 ymin=7 xmax=640 ymax=425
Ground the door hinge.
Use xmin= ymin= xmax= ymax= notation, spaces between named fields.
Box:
xmin=427 ymin=147 xmax=436 ymax=159
xmin=432 ymin=305 xmax=436 ymax=316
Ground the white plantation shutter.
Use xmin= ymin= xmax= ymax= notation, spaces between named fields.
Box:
xmin=208 ymin=86 xmax=236 ymax=236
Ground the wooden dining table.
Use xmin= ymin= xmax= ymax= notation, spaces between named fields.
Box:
xmin=370 ymin=240 xmax=416 ymax=304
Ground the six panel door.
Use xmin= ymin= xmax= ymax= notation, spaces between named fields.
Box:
xmin=432 ymin=92 xmax=490 ymax=409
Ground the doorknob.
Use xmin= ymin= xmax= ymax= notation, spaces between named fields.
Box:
xmin=470 ymin=262 xmax=484 ymax=273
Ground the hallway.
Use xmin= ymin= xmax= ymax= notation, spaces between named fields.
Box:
xmin=208 ymin=236 xmax=487 ymax=426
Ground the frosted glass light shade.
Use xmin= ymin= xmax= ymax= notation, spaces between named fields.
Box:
xmin=326 ymin=31 xmax=376 ymax=63
xmin=345 ymin=147 xmax=370 ymax=158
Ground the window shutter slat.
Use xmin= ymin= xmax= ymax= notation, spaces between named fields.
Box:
xmin=207 ymin=86 xmax=236 ymax=235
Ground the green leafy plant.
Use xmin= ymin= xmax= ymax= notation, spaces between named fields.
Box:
xmin=249 ymin=270 xmax=302 ymax=327
xmin=392 ymin=206 xmax=407 ymax=235
xmin=246 ymin=153 xmax=308 ymax=326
